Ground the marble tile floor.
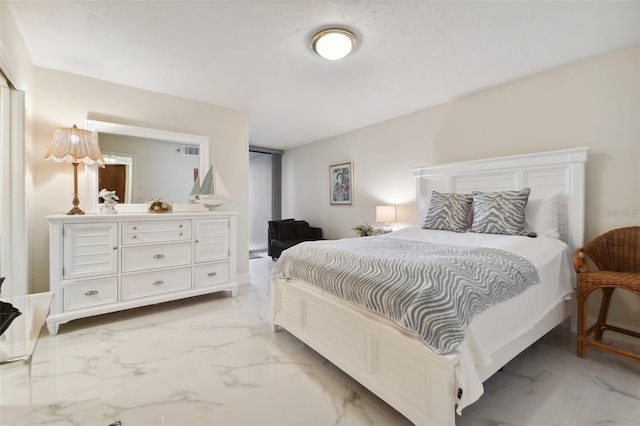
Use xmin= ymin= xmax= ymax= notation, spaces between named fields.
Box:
xmin=1 ymin=256 xmax=638 ymax=426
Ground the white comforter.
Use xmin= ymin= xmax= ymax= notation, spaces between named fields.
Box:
xmin=385 ymin=227 xmax=574 ymax=412
xmin=270 ymin=234 xmax=541 ymax=355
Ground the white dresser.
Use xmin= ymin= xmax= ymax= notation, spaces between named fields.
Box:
xmin=46 ymin=212 xmax=238 ymax=335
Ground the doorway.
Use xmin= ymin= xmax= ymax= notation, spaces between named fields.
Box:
xmin=99 ymin=165 xmax=127 ymax=202
xmin=0 ymin=70 xmax=26 ymax=296
xmin=98 ymin=153 xmax=133 ymax=203
xmin=249 ymin=146 xmax=282 ymax=258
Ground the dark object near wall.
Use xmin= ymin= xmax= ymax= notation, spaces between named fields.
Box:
xmin=268 ymin=219 xmax=323 ymax=260
xmin=0 ymin=277 xmax=23 ymax=336
xmin=1 ymin=301 xmax=22 ymax=336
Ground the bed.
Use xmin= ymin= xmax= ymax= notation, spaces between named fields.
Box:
xmin=269 ymin=148 xmax=589 ymax=425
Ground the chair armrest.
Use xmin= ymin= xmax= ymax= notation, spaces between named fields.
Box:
xmin=310 ymin=227 xmax=322 ymax=239
xmin=573 ymin=247 xmax=592 ymax=273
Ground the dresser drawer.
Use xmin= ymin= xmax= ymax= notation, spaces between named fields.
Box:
xmin=63 ymin=277 xmax=118 ymax=311
xmin=121 ymin=243 xmax=192 ymax=272
xmin=122 ymin=220 xmax=191 ymax=244
xmin=121 ymin=267 xmax=191 ymax=300
xmin=194 ymin=262 xmax=229 ymax=288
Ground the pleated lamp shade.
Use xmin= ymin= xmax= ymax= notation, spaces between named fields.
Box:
xmin=45 ymin=125 xmax=104 ymax=166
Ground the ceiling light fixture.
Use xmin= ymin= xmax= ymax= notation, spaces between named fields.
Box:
xmin=312 ymin=28 xmax=357 ymax=60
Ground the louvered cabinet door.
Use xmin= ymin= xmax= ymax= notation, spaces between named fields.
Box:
xmin=63 ymin=222 xmax=118 ymax=279
xmin=194 ymin=218 xmax=229 ymax=263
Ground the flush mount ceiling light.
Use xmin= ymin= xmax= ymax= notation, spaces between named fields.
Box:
xmin=312 ymin=28 xmax=357 ymax=60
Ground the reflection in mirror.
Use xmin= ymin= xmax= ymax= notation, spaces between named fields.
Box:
xmin=100 ymin=151 xmax=133 ymax=203
xmin=85 ymin=120 xmax=209 ymax=213
xmin=98 ymin=133 xmax=199 ymax=204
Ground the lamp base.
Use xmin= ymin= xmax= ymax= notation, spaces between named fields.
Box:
xmin=68 ymin=168 xmax=85 ymax=215
xmin=67 ymin=189 xmax=84 ymax=215
xmin=67 ymin=206 xmax=85 ymax=215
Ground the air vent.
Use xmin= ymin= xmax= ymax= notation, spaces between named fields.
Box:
xmin=181 ymin=145 xmax=200 ymax=156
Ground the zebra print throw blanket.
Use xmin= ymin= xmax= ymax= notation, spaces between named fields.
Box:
xmin=269 ymin=237 xmax=540 ymax=354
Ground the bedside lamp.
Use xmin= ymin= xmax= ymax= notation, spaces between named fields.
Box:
xmin=376 ymin=205 xmax=397 ymax=233
xmin=45 ymin=125 xmax=104 ymax=215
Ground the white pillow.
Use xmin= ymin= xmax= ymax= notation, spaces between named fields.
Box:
xmin=413 ymin=196 xmax=430 ymax=226
xmin=525 ymin=192 xmax=562 ymax=238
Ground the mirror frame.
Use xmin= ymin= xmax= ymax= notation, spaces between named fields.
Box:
xmin=85 ymin=119 xmax=210 ymax=213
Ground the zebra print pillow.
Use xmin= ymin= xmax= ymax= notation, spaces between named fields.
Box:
xmin=422 ymin=191 xmax=473 ymax=232
xmin=471 ymin=188 xmax=531 ymax=235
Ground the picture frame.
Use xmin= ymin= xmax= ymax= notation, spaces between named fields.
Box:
xmin=329 ymin=162 xmax=353 ymax=205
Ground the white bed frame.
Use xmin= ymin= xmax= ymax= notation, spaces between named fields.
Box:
xmin=270 ymin=148 xmax=589 ymax=425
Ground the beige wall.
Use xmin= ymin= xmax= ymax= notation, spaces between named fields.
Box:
xmin=284 ymin=46 xmax=640 ymax=328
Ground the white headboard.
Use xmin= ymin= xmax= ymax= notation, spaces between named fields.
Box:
xmin=412 ymin=148 xmax=589 ymax=250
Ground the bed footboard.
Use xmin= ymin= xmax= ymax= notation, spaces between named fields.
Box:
xmin=270 ymin=277 xmax=458 ymax=426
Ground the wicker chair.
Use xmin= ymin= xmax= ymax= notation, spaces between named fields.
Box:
xmin=573 ymin=226 xmax=640 ymax=361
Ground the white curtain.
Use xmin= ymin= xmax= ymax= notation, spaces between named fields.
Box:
xmin=0 ymin=73 xmax=27 ymax=297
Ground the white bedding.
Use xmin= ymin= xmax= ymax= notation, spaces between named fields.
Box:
xmin=384 ymin=227 xmax=575 ymax=412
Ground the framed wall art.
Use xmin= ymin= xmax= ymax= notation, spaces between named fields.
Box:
xmin=329 ymin=162 xmax=352 ymax=205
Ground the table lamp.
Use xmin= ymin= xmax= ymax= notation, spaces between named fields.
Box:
xmin=45 ymin=124 xmax=104 ymax=215
xmin=376 ymin=205 xmax=397 ymax=232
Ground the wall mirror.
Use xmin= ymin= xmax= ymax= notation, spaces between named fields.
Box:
xmin=85 ymin=119 xmax=209 ymax=213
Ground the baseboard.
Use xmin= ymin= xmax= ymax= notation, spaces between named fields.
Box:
xmin=586 ymin=315 xmax=640 ymax=345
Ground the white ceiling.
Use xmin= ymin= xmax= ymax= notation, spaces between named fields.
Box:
xmin=6 ymin=1 xmax=640 ymax=150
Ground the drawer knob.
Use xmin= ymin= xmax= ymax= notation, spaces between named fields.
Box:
xmin=153 ymin=280 xmax=164 ymax=286
xmin=179 ymin=232 xmax=183 ymax=236
xmin=207 ymin=272 xmax=217 ymax=277
xmin=179 ymin=224 xmax=183 ymax=228
xmin=85 ymin=290 xmax=99 ymax=296
xmin=133 ymin=235 xmax=138 ymax=239
xmin=133 ymin=226 xmax=137 ymax=230
xmin=195 ymin=240 xmax=199 ymax=243
xmin=153 ymin=254 xmax=165 ymax=259
xmin=113 ymin=247 xmax=117 ymax=250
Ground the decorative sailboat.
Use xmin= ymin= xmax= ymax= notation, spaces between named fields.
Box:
xmin=189 ymin=164 xmax=231 ymax=209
